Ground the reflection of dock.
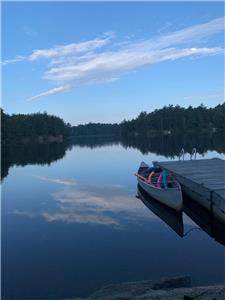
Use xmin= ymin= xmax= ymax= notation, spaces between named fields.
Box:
xmin=183 ymin=194 xmax=225 ymax=246
xmin=137 ymin=185 xmax=184 ymax=237
xmin=155 ymin=158 xmax=225 ymax=223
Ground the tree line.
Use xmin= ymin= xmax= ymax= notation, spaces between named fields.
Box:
xmin=1 ymin=103 xmax=224 ymax=143
xmin=120 ymin=103 xmax=225 ymax=136
xmin=1 ymin=109 xmax=69 ymax=144
xmin=71 ymin=103 xmax=225 ymax=136
xmin=69 ymin=123 xmax=120 ymax=136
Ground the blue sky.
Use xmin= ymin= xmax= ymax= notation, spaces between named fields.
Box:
xmin=2 ymin=2 xmax=224 ymax=125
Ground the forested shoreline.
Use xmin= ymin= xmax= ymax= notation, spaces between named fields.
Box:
xmin=1 ymin=103 xmax=225 ymax=144
xmin=71 ymin=103 xmax=225 ymax=136
xmin=1 ymin=109 xmax=69 ymax=144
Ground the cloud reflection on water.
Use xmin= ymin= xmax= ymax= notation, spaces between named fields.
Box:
xmin=13 ymin=176 xmax=151 ymax=228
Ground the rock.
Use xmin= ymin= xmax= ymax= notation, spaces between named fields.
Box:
xmin=89 ymin=276 xmax=191 ymax=299
xmin=91 ymin=280 xmax=153 ymax=299
xmin=69 ymin=277 xmax=225 ymax=300
xmin=151 ymin=276 xmax=192 ymax=290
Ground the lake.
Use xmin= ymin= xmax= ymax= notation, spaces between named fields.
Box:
xmin=2 ymin=134 xmax=225 ymax=300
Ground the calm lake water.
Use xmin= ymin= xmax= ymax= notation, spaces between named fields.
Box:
xmin=2 ymin=134 xmax=225 ymax=300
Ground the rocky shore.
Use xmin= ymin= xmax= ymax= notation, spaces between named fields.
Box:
xmin=68 ymin=277 xmax=225 ymax=300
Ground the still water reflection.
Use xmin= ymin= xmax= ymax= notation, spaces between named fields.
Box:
xmin=2 ymin=134 xmax=225 ymax=300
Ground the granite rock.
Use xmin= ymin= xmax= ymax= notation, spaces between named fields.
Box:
xmin=67 ymin=277 xmax=225 ymax=300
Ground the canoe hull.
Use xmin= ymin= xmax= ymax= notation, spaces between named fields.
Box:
xmin=137 ymin=177 xmax=183 ymax=212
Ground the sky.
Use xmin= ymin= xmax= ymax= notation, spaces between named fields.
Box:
xmin=2 ymin=1 xmax=224 ymax=125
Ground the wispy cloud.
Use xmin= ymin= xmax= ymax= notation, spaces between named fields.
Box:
xmin=27 ymin=85 xmax=71 ymax=101
xmin=2 ymin=17 xmax=224 ymax=100
xmin=2 ymin=55 xmax=26 ymax=65
xmin=29 ymin=31 xmax=114 ymax=61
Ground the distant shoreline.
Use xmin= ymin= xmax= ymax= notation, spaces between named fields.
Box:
xmin=2 ymin=103 xmax=225 ymax=144
xmin=3 ymin=128 xmax=225 ymax=145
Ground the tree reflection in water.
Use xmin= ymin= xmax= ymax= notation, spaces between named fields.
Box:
xmin=1 ymin=130 xmax=224 ymax=181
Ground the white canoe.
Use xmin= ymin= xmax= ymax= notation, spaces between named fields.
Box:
xmin=136 ymin=162 xmax=183 ymax=212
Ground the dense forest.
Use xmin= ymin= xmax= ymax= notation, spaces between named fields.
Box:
xmin=1 ymin=103 xmax=225 ymax=144
xmin=1 ymin=109 xmax=69 ymax=144
xmin=70 ymin=123 xmax=120 ymax=136
xmin=119 ymin=103 xmax=225 ymax=137
xmin=71 ymin=103 xmax=225 ymax=137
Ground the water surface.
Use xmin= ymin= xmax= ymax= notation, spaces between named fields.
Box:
xmin=2 ymin=135 xmax=225 ymax=299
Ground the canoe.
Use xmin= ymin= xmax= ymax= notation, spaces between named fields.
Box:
xmin=136 ymin=162 xmax=183 ymax=212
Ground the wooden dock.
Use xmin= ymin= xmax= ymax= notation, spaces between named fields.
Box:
xmin=155 ymin=158 xmax=225 ymax=222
